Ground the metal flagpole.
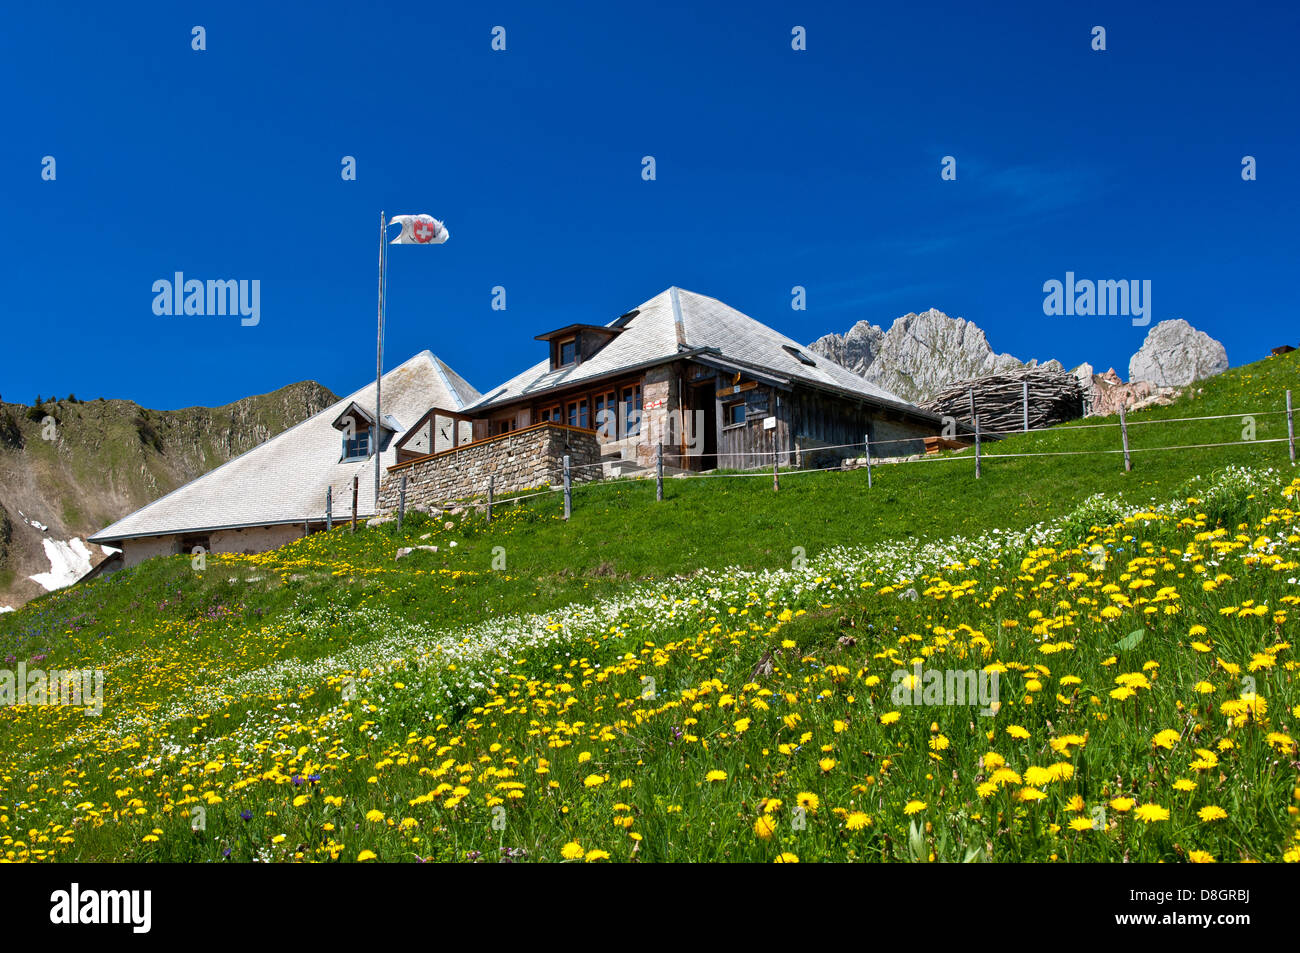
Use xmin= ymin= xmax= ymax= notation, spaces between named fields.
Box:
xmin=375 ymin=211 xmax=387 ymax=510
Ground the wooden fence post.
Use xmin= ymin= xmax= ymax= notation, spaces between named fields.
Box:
xmin=656 ymin=442 xmax=664 ymax=501
xmin=1022 ymin=380 xmax=1029 ymax=432
xmin=1288 ymin=390 xmax=1296 ymax=464
xmin=397 ymin=474 xmax=407 ymax=531
xmin=326 ymin=486 xmax=332 ymax=531
xmin=487 ymin=475 xmax=494 ymax=523
xmin=563 ymin=455 xmax=572 ymax=520
xmin=1120 ymin=405 xmax=1132 ymax=472
xmin=351 ymin=476 xmax=358 ymax=533
xmin=974 ymin=414 xmax=982 ymax=479
xmin=864 ymin=433 xmax=872 ymax=489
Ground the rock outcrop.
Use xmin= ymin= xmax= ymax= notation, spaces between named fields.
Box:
xmin=810 ymin=308 xmax=1054 ymax=404
xmin=1085 ymin=369 xmax=1178 ymax=417
xmin=1128 ymin=319 xmax=1229 ymax=387
xmin=812 ymin=309 xmax=1229 ymax=410
xmin=809 ymin=322 xmax=885 ymax=376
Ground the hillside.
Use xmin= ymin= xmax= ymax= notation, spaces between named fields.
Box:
xmin=0 ymin=349 xmax=1296 ymax=863
xmin=0 ymin=382 xmax=338 ymax=610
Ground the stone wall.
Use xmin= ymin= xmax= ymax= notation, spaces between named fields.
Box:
xmin=379 ymin=423 xmax=602 ymax=512
xmin=636 ymin=363 xmax=680 ymax=467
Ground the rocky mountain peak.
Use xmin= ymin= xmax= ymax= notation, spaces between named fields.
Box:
xmin=811 ymin=308 xmax=1229 ymax=407
xmin=810 ymin=308 xmax=1031 ymax=404
xmin=1128 ymin=319 xmax=1230 ymax=387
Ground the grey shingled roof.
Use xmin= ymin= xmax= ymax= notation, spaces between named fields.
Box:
xmin=465 ymin=287 xmax=928 ymax=416
xmin=89 ymin=351 xmax=481 ymax=543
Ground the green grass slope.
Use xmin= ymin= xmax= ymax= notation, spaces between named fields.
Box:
xmin=0 ymin=351 xmax=1296 ymax=862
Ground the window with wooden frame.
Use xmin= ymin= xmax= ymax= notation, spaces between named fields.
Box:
xmin=567 ymin=399 xmax=590 ymax=430
xmin=342 ymin=428 xmax=371 ymax=460
xmin=724 ymin=401 xmax=747 ymax=427
xmin=495 ymin=419 xmax=512 ymax=436
xmin=621 ymin=384 xmax=642 ymax=437
xmin=557 ymin=337 xmax=578 ymax=367
xmin=538 ymin=405 xmax=562 ymax=423
xmin=593 ymin=390 xmax=617 ymax=440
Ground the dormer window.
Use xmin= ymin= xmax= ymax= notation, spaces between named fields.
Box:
xmin=331 ymin=401 xmax=398 ymax=462
xmin=342 ymin=429 xmax=371 ymax=460
xmin=535 ymin=323 xmax=624 ymax=371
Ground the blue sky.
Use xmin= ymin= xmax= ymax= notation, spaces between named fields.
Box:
xmin=2 ymin=1 xmax=1296 ymax=409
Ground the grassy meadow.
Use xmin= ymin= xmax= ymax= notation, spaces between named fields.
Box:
xmin=0 ymin=350 xmax=1297 ymax=863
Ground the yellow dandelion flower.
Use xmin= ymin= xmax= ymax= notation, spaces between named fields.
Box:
xmin=1134 ymin=803 xmax=1169 ymax=823
xmin=845 ymin=812 xmax=872 ymax=831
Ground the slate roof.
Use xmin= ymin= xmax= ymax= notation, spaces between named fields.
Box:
xmin=89 ymin=351 xmax=481 ymax=543
xmin=465 ymin=287 xmax=932 ymax=418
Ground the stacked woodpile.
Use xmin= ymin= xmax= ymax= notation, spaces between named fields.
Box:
xmin=920 ymin=367 xmax=1084 ymax=434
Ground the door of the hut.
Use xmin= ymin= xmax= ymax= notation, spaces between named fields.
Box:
xmin=688 ymin=381 xmax=717 ymax=470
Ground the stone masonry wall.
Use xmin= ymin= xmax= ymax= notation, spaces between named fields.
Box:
xmin=379 ymin=423 xmax=602 ymax=512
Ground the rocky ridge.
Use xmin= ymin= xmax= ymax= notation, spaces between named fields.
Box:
xmin=810 ymin=308 xmax=1060 ymax=405
xmin=810 ymin=311 xmax=1230 ymax=412
xmin=0 ymin=380 xmax=337 ymax=610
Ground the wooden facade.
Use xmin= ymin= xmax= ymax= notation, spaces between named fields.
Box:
xmin=476 ymin=374 xmax=645 ymax=444
xmin=451 ymin=356 xmax=937 ymax=472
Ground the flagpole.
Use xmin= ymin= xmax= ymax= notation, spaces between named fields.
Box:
xmin=375 ymin=210 xmax=386 ymax=510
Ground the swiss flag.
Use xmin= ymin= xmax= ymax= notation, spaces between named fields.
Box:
xmin=390 ymin=213 xmax=449 ymax=245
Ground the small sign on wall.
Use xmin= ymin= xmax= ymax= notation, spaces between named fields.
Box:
xmin=763 ymin=416 xmax=777 ymax=430
xmin=717 ymin=380 xmax=758 ymax=397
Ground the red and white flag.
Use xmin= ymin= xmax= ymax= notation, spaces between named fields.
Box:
xmin=389 ymin=213 xmax=450 ymax=245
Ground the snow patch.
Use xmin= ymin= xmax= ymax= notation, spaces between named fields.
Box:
xmin=0 ymin=606 xmax=13 ymax=614
xmin=29 ymin=538 xmax=95 ymax=591
xmin=17 ymin=510 xmax=48 ymax=533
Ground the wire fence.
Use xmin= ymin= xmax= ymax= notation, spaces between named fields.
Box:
xmin=339 ymin=391 xmax=1298 ymax=528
